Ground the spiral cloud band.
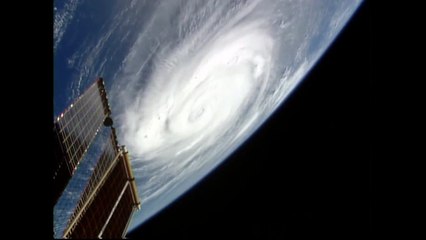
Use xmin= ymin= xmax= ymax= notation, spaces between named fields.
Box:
xmin=57 ymin=0 xmax=362 ymax=230
xmin=124 ymin=25 xmax=274 ymax=158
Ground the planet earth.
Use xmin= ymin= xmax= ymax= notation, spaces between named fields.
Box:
xmin=54 ymin=0 xmax=364 ymax=234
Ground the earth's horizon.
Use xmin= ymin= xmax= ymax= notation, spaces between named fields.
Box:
xmin=54 ymin=0 xmax=364 ymax=234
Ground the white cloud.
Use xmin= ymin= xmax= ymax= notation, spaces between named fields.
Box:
xmin=54 ymin=0 xmax=81 ymax=51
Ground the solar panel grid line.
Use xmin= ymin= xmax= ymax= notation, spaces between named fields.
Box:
xmin=53 ymin=78 xmax=111 ymax=216
xmin=54 ymin=79 xmax=97 ymax=125
xmin=62 ymin=85 xmax=97 ymax=140
xmin=69 ymin=93 xmax=100 ymax=151
xmin=70 ymin=151 xmax=129 ymax=237
xmin=63 ymin=143 xmax=123 ymax=237
xmin=53 ymin=123 xmax=71 ymax=174
xmin=60 ymin=85 xmax=108 ymax=173
xmin=107 ymin=187 xmax=135 ymax=238
xmin=59 ymin=84 xmax=96 ymax=137
xmin=120 ymin=195 xmax=137 ymax=238
xmin=54 ymin=77 xmax=140 ymax=238
xmin=68 ymin=151 xmax=113 ymax=226
xmin=98 ymin=181 xmax=131 ymax=238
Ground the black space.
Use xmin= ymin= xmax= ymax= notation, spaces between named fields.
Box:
xmin=128 ymin=1 xmax=373 ymax=239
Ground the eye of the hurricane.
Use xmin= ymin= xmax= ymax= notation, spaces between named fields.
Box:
xmin=124 ymin=28 xmax=274 ymax=157
xmin=188 ymin=99 xmax=206 ymax=122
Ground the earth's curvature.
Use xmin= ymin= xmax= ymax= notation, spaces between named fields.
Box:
xmin=54 ymin=0 xmax=363 ymax=232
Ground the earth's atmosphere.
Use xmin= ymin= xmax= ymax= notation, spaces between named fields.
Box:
xmin=54 ymin=0 xmax=363 ymax=233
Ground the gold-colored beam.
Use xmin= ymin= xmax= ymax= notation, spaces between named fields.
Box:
xmin=121 ymin=146 xmax=141 ymax=210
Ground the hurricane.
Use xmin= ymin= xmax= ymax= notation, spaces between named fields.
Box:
xmin=54 ymin=0 xmax=363 ymax=232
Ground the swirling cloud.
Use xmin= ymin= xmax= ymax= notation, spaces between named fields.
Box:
xmin=104 ymin=0 xmax=362 ymax=229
